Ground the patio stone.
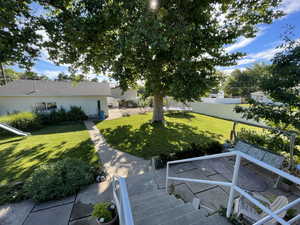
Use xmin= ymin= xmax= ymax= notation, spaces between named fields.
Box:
xmin=179 ymin=170 xmax=217 ymax=193
xmin=70 ymin=201 xmax=93 ymax=221
xmin=196 ymin=187 xmax=229 ymax=211
xmin=0 ymin=200 xmax=34 ymax=225
xmin=172 ymin=183 xmax=195 ymax=202
xmin=23 ymin=203 xmax=73 ymax=225
xmin=32 ymin=195 xmax=75 ymax=212
xmin=171 ymin=162 xmax=198 ymax=174
xmin=211 ymin=158 xmax=268 ymax=192
xmin=191 ymin=160 xmax=218 ymax=176
xmin=76 ymin=181 xmax=113 ymax=205
xmin=69 ymin=216 xmax=98 ymax=225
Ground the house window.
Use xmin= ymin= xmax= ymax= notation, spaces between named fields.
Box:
xmin=34 ymin=102 xmax=57 ymax=112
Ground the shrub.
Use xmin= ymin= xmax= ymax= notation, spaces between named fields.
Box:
xmin=37 ymin=106 xmax=87 ymax=124
xmin=67 ymin=106 xmax=88 ymax=121
xmin=24 ymin=158 xmax=94 ymax=202
xmin=154 ymin=141 xmax=223 ymax=169
xmin=237 ymin=129 xmax=298 ymax=154
xmin=0 ymin=182 xmax=28 ymax=205
xmin=92 ymin=202 xmax=115 ymax=222
xmin=0 ymin=112 xmax=42 ymax=134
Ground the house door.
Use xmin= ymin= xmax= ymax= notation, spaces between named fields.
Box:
xmin=97 ymin=100 xmax=101 ymax=114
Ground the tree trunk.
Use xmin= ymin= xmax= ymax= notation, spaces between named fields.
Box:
xmin=152 ymin=94 xmax=164 ymax=123
xmin=0 ymin=63 xmax=7 ymax=85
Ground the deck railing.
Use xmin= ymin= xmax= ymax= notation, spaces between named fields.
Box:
xmin=113 ymin=176 xmax=135 ymax=225
xmin=166 ymin=151 xmax=300 ymax=225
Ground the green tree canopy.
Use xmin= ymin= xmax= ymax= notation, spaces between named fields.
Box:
xmin=235 ymin=38 xmax=300 ymax=130
xmin=224 ymin=63 xmax=271 ymax=98
xmin=39 ymin=0 xmax=283 ymax=122
xmin=0 ymin=0 xmax=42 ymax=84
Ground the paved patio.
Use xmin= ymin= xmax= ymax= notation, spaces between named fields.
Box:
xmin=152 ymin=157 xmax=300 ymax=215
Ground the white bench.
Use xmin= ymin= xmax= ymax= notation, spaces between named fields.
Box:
xmin=229 ymin=141 xmax=285 ymax=169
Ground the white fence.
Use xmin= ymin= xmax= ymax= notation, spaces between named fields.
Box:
xmin=201 ymin=97 xmax=241 ymax=104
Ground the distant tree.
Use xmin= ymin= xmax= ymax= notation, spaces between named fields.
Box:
xmin=224 ymin=63 xmax=271 ymax=98
xmin=0 ymin=0 xmax=41 ymax=85
xmin=56 ymin=72 xmax=70 ymax=81
xmin=0 ymin=68 xmax=22 ymax=85
xmin=39 ymin=0 xmax=283 ymax=123
xmin=19 ymin=71 xmax=48 ymax=80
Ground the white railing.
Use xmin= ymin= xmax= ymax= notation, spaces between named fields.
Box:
xmin=112 ymin=176 xmax=135 ymax=225
xmin=166 ymin=151 xmax=300 ymax=225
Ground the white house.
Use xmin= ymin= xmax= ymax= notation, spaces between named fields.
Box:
xmin=0 ymin=80 xmax=111 ymax=117
xmin=108 ymin=87 xmax=138 ymax=108
xmin=250 ymin=91 xmax=273 ymax=104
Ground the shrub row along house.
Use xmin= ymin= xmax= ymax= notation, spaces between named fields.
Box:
xmin=0 ymin=80 xmax=111 ymax=118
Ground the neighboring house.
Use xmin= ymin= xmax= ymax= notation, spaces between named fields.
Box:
xmin=108 ymin=87 xmax=138 ymax=108
xmin=250 ymin=91 xmax=273 ymax=104
xmin=0 ymin=80 xmax=111 ymax=117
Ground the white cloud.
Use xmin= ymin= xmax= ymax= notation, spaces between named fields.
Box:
xmin=220 ymin=67 xmax=246 ymax=75
xmin=280 ymin=0 xmax=300 ymax=15
xmin=248 ymin=48 xmax=281 ymax=60
xmin=226 ymin=37 xmax=257 ymax=52
xmin=236 ymin=58 xmax=257 ymax=66
xmin=225 ymin=31 xmax=264 ymax=52
xmin=42 ymin=70 xmax=62 ymax=79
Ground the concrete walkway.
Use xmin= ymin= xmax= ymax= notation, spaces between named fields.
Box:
xmin=84 ymin=120 xmax=150 ymax=177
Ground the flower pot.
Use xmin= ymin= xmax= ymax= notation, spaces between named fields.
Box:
xmin=96 ymin=213 xmax=118 ymax=225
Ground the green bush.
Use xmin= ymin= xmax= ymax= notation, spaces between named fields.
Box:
xmin=0 ymin=112 xmax=42 ymax=134
xmin=155 ymin=141 xmax=224 ymax=169
xmin=24 ymin=158 xmax=94 ymax=202
xmin=92 ymin=202 xmax=115 ymax=222
xmin=67 ymin=106 xmax=88 ymax=121
xmin=237 ymin=129 xmax=300 ymax=164
xmin=37 ymin=106 xmax=87 ymax=124
xmin=237 ymin=129 xmax=298 ymax=154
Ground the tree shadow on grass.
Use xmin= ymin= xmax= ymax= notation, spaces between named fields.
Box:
xmin=0 ymin=138 xmax=97 ymax=186
xmin=165 ymin=112 xmax=195 ymax=119
xmin=32 ymin=122 xmax=87 ymax=135
xmin=100 ymin=121 xmax=223 ymax=159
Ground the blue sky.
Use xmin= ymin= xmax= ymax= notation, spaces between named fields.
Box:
xmin=12 ymin=0 xmax=300 ymax=80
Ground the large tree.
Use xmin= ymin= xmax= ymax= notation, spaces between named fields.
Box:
xmin=39 ymin=0 xmax=283 ymax=122
xmin=235 ymin=39 xmax=300 ymax=130
xmin=0 ymin=0 xmax=42 ymax=84
xmin=224 ymin=63 xmax=271 ymax=98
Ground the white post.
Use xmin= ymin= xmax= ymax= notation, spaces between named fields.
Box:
xmin=226 ymin=153 xmax=241 ymax=218
xmin=166 ymin=162 xmax=169 ymax=193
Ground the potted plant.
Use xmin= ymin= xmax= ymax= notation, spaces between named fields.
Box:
xmin=92 ymin=202 xmax=117 ymax=225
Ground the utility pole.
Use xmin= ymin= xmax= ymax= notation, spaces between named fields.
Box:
xmin=0 ymin=63 xmax=7 ymax=85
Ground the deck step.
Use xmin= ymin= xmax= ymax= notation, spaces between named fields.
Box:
xmin=133 ymin=195 xmax=183 ymax=217
xmin=157 ymin=210 xmax=208 ymax=225
xmin=135 ymin=203 xmax=195 ymax=225
xmin=126 ymin=173 xmax=231 ymax=225
xmin=130 ymin=190 xmax=166 ymax=205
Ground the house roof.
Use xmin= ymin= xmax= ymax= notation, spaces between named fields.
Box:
xmin=0 ymin=80 xmax=111 ymax=97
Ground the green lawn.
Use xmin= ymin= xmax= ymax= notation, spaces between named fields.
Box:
xmin=0 ymin=123 xmax=99 ymax=186
xmin=97 ymin=112 xmax=261 ymax=159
